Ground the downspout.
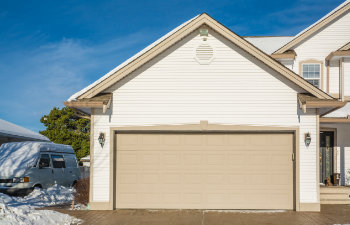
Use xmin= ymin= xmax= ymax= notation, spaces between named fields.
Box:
xmin=339 ymin=58 xmax=345 ymax=101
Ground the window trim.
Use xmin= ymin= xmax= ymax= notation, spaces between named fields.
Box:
xmin=51 ymin=154 xmax=66 ymax=169
xmin=299 ymin=60 xmax=324 ymax=90
xmin=38 ymin=153 xmax=51 ymax=168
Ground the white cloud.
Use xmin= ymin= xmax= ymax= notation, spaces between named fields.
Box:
xmin=0 ymin=32 xmax=149 ymax=131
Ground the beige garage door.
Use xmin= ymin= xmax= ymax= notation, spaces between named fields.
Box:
xmin=115 ymin=132 xmax=294 ymax=209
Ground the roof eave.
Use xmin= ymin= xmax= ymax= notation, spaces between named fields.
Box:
xmin=326 ymin=50 xmax=350 ymax=61
xmin=297 ymin=93 xmax=346 ymax=113
xmin=271 ymin=50 xmax=296 ymax=60
xmin=320 ymin=116 xmax=350 ymax=123
xmin=64 ymin=93 xmax=112 ymax=115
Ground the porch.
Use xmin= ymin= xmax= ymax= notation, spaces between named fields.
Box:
xmin=320 ymin=186 xmax=350 ymax=204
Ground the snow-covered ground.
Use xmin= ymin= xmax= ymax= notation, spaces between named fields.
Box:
xmin=0 ymin=185 xmax=81 ymax=225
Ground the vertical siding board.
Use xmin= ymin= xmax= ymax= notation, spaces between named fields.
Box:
xmin=344 ymin=59 xmax=350 ymax=96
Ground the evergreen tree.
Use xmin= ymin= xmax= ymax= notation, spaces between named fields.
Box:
xmin=40 ymin=107 xmax=90 ymax=160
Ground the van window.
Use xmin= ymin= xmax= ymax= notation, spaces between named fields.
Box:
xmin=38 ymin=154 xmax=51 ymax=168
xmin=51 ymin=155 xmax=66 ymax=168
xmin=65 ymin=154 xmax=78 ymax=168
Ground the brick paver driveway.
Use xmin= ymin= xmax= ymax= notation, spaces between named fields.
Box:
xmin=54 ymin=205 xmax=350 ymax=225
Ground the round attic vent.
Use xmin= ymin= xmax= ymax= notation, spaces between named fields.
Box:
xmin=195 ymin=43 xmax=214 ymax=64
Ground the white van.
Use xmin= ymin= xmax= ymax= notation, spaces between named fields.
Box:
xmin=0 ymin=142 xmax=80 ymax=195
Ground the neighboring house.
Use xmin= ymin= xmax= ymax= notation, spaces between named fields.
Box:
xmin=80 ymin=155 xmax=90 ymax=167
xmin=0 ymin=119 xmax=49 ymax=146
xmin=65 ymin=1 xmax=350 ymax=212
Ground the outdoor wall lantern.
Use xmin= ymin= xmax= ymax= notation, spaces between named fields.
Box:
xmin=305 ymin=132 xmax=312 ymax=147
xmin=98 ymin=132 xmax=105 ymax=148
xmin=200 ymin=28 xmax=208 ymax=41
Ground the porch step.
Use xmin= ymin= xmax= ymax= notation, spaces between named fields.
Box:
xmin=320 ymin=186 xmax=350 ymax=194
xmin=320 ymin=199 xmax=350 ymax=204
xmin=320 ymin=186 xmax=350 ymax=204
xmin=321 ymin=193 xmax=350 ymax=200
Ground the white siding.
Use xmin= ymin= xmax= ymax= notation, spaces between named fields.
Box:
xmin=278 ymin=59 xmax=295 ymax=71
xmin=321 ymin=123 xmax=350 ymax=186
xmin=293 ymin=10 xmax=350 ymax=93
xmin=345 ymin=58 xmax=350 ymax=96
xmin=91 ymin=114 xmax=111 ymax=201
xmin=91 ymin=28 xmax=318 ymax=203
xmin=299 ymin=109 xmax=318 ymax=203
xmin=329 ymin=60 xmax=340 ymax=94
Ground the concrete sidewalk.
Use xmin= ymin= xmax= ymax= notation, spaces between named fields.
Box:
xmin=53 ymin=205 xmax=350 ymax=225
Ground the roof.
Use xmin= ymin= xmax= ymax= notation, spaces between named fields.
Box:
xmin=324 ymin=102 xmax=350 ymax=118
xmin=339 ymin=41 xmax=350 ymax=51
xmin=65 ymin=93 xmax=112 ymax=112
xmin=297 ymin=93 xmax=346 ymax=113
xmin=244 ymin=36 xmax=294 ymax=54
xmin=325 ymin=41 xmax=350 ymax=61
xmin=0 ymin=119 xmax=49 ymax=142
xmin=66 ymin=13 xmax=333 ymax=103
xmin=274 ymin=0 xmax=350 ymax=54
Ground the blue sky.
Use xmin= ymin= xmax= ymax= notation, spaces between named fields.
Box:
xmin=0 ymin=0 xmax=345 ymax=132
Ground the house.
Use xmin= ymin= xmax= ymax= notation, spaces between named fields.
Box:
xmin=64 ymin=1 xmax=350 ymax=211
xmin=0 ymin=118 xmax=49 ymax=146
xmin=80 ymin=155 xmax=90 ymax=167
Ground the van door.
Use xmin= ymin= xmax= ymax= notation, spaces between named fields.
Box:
xmin=51 ymin=154 xmax=67 ymax=186
xmin=64 ymin=154 xmax=80 ymax=186
xmin=38 ymin=154 xmax=54 ymax=188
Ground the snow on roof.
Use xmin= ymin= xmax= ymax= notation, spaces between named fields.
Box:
xmin=244 ymin=36 xmax=294 ymax=54
xmin=0 ymin=142 xmax=74 ymax=177
xmin=80 ymin=155 xmax=90 ymax=161
xmin=0 ymin=119 xmax=49 ymax=141
xmin=68 ymin=15 xmax=200 ymax=101
xmin=324 ymin=102 xmax=350 ymax=118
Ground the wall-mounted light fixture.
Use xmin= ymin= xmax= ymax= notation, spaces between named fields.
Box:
xmin=200 ymin=28 xmax=208 ymax=41
xmin=98 ymin=132 xmax=105 ymax=148
xmin=305 ymin=132 xmax=311 ymax=147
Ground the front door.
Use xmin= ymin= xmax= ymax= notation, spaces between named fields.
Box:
xmin=320 ymin=131 xmax=335 ymax=184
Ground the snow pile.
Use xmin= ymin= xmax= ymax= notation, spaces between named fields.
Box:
xmin=0 ymin=204 xmax=80 ymax=225
xmin=0 ymin=185 xmax=74 ymax=208
xmin=0 ymin=185 xmax=81 ymax=225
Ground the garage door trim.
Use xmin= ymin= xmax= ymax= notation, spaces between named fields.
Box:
xmin=108 ymin=123 xmax=300 ymax=211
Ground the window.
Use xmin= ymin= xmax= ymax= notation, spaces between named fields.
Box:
xmin=51 ymin=155 xmax=66 ymax=168
xmin=302 ymin=64 xmax=321 ymax=88
xmin=38 ymin=154 xmax=51 ymax=168
xmin=65 ymin=155 xmax=78 ymax=168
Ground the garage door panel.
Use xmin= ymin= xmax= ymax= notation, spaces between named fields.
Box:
xmin=115 ymin=133 xmax=294 ymax=209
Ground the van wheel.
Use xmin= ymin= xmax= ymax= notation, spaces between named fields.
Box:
xmin=26 ymin=184 xmax=42 ymax=195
